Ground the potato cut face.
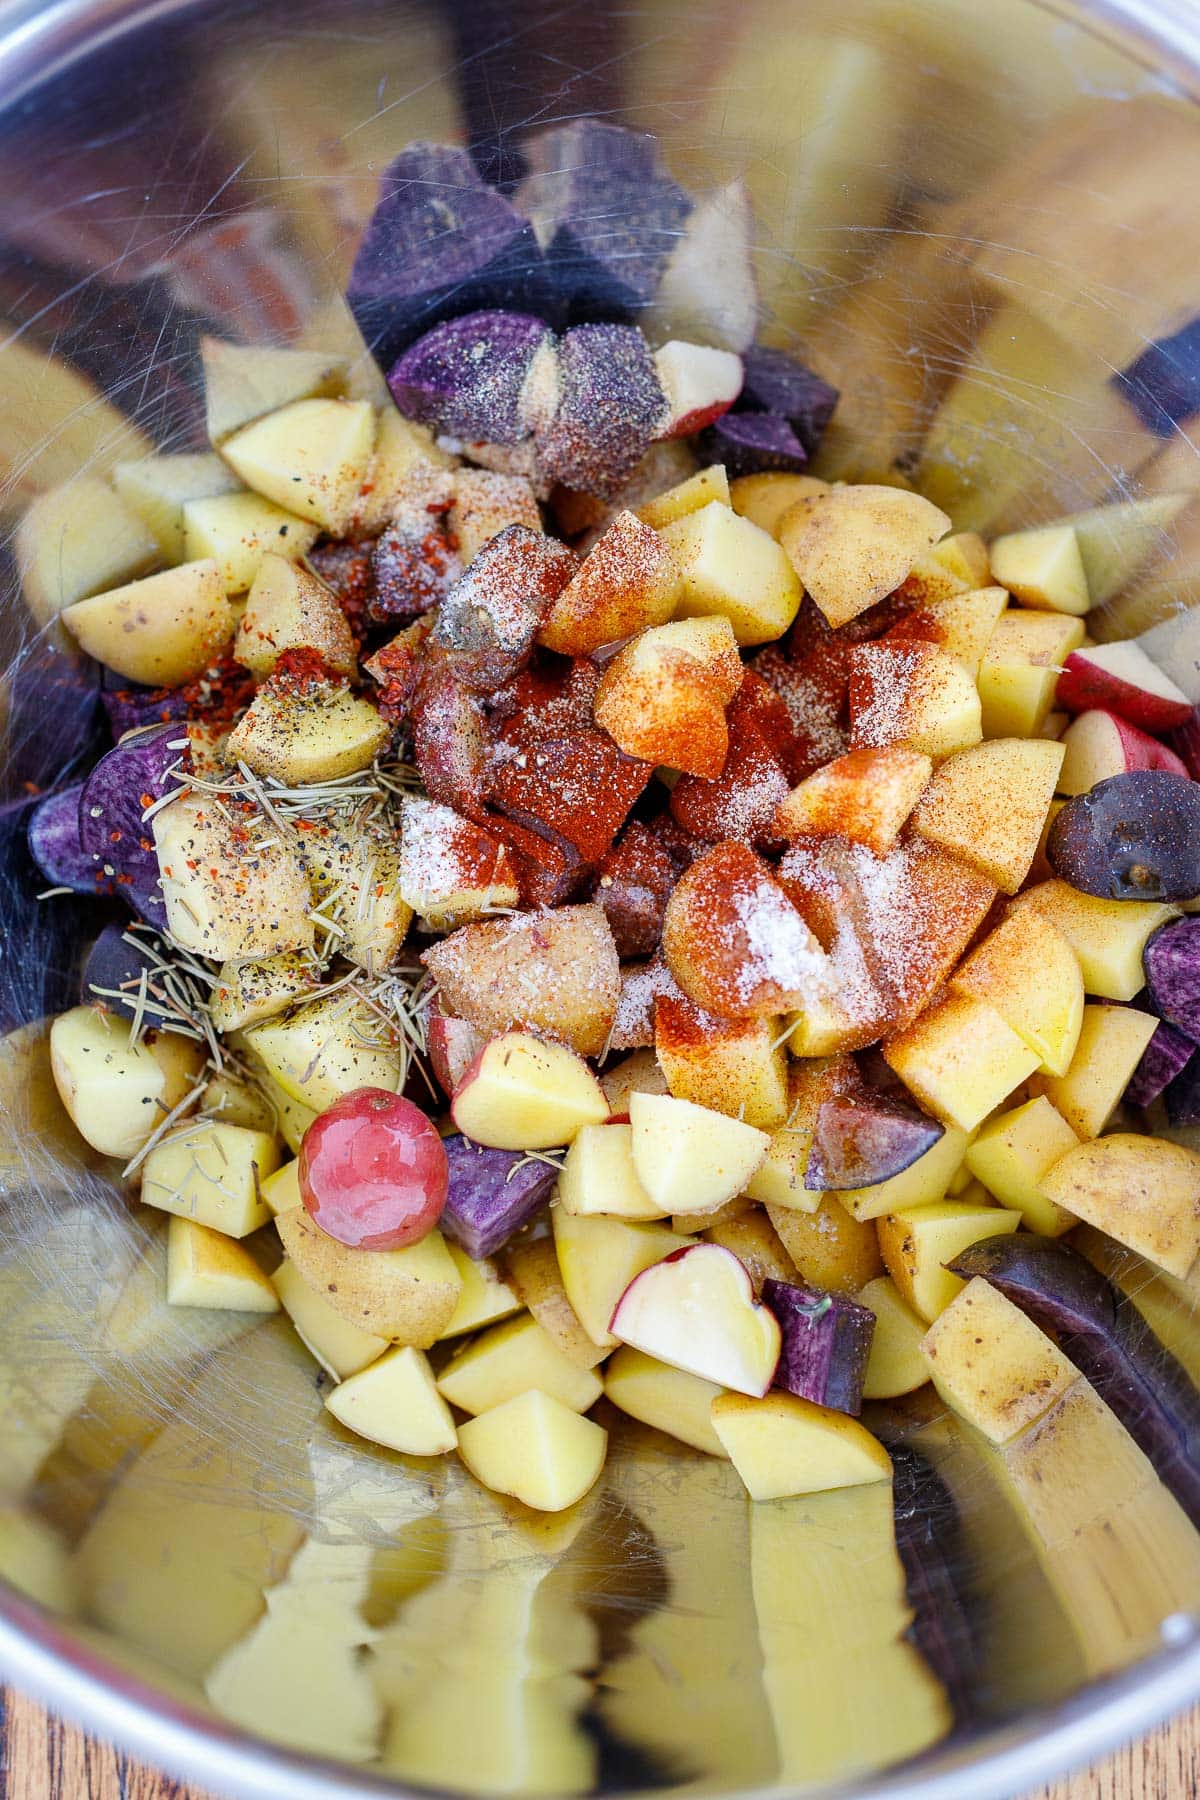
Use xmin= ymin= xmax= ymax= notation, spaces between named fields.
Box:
xmin=710 ymin=1390 xmax=892 ymax=1500
xmin=1040 ymin=1134 xmax=1200 ymax=1278
xmin=141 ymin=1123 xmax=280 ymax=1238
xmin=114 ymin=452 xmax=242 ymax=562
xmin=201 ymin=337 xmax=349 ymax=444
xmin=456 ymin=1389 xmax=608 ymax=1513
xmin=920 ymin=1277 xmax=1078 ymax=1444
xmin=245 ymin=995 xmax=402 ymax=1113
xmin=604 ymin=1345 xmax=729 ymax=1456
xmin=62 ymin=561 xmax=235 ymax=687
xmin=166 ymin=1216 xmax=280 ymax=1313
xmin=153 ymin=795 xmax=315 ymax=962
xmin=778 ymin=485 xmax=950 ymax=629
xmin=275 ymin=1209 xmax=462 ymax=1344
xmin=324 ymin=1345 xmax=457 ymax=1457
xmin=49 ymin=1005 xmax=204 ymax=1161
xmin=18 ymin=477 xmax=159 ymax=625
xmin=437 ymin=1312 xmax=604 ymax=1416
xmin=234 ymin=553 xmax=357 ymax=678
xmin=272 ymin=1257 xmax=388 ymax=1380
xmin=183 ymin=491 xmax=318 ymax=593
xmin=221 ymin=398 xmax=376 ymax=535
xmin=226 ymin=683 xmax=389 ymax=786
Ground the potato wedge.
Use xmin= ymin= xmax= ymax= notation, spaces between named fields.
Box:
xmin=275 ymin=1208 xmax=461 ymax=1344
xmin=62 ymin=561 xmax=235 ymax=686
xmin=778 ymin=485 xmax=950 ymax=628
xmin=1040 ymin=1134 xmax=1200 ymax=1278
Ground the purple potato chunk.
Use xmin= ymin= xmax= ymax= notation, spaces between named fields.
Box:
xmin=1047 ymin=771 xmax=1200 ymax=902
xmin=698 ymin=411 xmax=809 ymax=476
xmin=736 ymin=346 xmax=839 ymax=455
xmin=388 ymin=310 xmax=556 ymax=444
xmin=761 ymin=1277 xmax=874 ymax=1414
xmin=80 ymin=922 xmax=163 ymax=1020
xmin=77 ymin=723 xmax=189 ymax=924
xmin=1115 ymin=316 xmax=1200 ymax=435
xmin=347 ymin=143 xmax=552 ymax=371
xmin=949 ymin=1232 xmax=1200 ymax=1530
xmin=1144 ymin=916 xmax=1200 ymax=1042
xmin=1166 ymin=1054 xmax=1200 ymax=1128
xmin=28 ymin=784 xmax=100 ymax=894
xmin=805 ymin=1090 xmax=943 ymax=1192
xmin=535 ymin=325 xmax=665 ymax=499
xmin=517 ymin=121 xmax=692 ymax=323
xmin=0 ymin=795 xmax=113 ymax=1032
xmin=4 ymin=629 xmax=103 ymax=795
xmin=1170 ymin=708 xmax=1200 ymax=779
xmin=100 ymin=667 xmax=189 ymax=739
xmin=440 ymin=1133 xmax=557 ymax=1258
xmin=1125 ymin=1018 xmax=1195 ymax=1108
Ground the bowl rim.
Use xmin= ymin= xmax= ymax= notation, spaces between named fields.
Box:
xmin=3 ymin=0 xmax=1200 ymax=1792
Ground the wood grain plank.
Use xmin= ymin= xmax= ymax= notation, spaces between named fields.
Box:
xmin=4 ymin=1686 xmax=1200 ymax=1797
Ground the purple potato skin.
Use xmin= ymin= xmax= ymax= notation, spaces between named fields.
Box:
xmin=949 ymin=1233 xmax=1200 ymax=1530
xmin=80 ymin=923 xmax=162 ymax=1020
xmin=699 ymin=411 xmax=809 ymax=476
xmin=1126 ymin=1018 xmax=1196 ymax=1108
xmin=761 ymin=1277 xmax=875 ymax=1415
xmin=1169 ymin=707 xmax=1200 ymax=780
xmin=736 ymin=346 xmax=839 ymax=456
xmin=519 ymin=121 xmax=692 ymax=323
xmin=440 ymin=1134 xmax=558 ymax=1259
xmin=805 ymin=1092 xmax=943 ymax=1192
xmin=347 ymin=144 xmax=552 ymax=371
xmin=77 ymin=723 xmax=188 ymax=925
xmin=1115 ymin=316 xmax=1200 ymax=435
xmin=388 ymin=310 xmax=555 ymax=444
xmin=28 ymin=784 xmax=101 ymax=894
xmin=535 ymin=325 xmax=665 ymax=499
xmin=1047 ymin=771 xmax=1200 ymax=903
xmin=0 ymin=796 xmax=113 ymax=1032
xmin=1144 ymin=917 xmax=1200 ymax=1042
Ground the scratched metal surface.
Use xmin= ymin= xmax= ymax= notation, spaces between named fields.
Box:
xmin=2 ymin=1 xmax=1200 ymax=1795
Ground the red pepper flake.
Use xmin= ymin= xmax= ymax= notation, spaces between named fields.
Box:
xmin=139 ymin=792 xmax=155 ymax=809
xmin=269 ymin=646 xmax=336 ymax=696
xmin=178 ymin=653 xmax=258 ymax=730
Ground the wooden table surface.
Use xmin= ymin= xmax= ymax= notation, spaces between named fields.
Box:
xmin=2 ymin=1690 xmax=1198 ymax=1799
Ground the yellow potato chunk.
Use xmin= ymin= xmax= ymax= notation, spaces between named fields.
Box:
xmin=884 ymin=993 xmax=1040 ymax=1132
xmin=1008 ymin=882 xmax=1178 ymax=1002
xmin=17 ymin=477 xmax=158 ymax=625
xmin=658 ymin=501 xmax=802 ymax=645
xmin=456 ymin=1389 xmax=608 ymax=1512
xmin=629 ymin=1091 xmax=769 ymax=1218
xmin=990 ymin=523 xmax=1090 ymax=615
xmin=200 ymin=337 xmax=348 ymax=444
xmin=912 ymin=737 xmax=1064 ymax=894
xmin=221 ymin=398 xmax=375 ymax=535
xmin=114 ymin=451 xmax=241 ymax=562
xmin=209 ymin=952 xmax=320 ymax=1034
xmin=451 ymin=1031 xmax=610 ymax=1151
xmin=226 ymin=682 xmax=389 ymax=785
xmin=728 ymin=472 xmax=828 ymax=539
xmin=1032 ymin=1004 xmax=1158 ymax=1140
xmin=558 ymin=1122 xmax=663 ymax=1221
xmin=275 ymin=1209 xmax=462 ymax=1344
xmin=877 ymin=1200 xmax=1021 ymax=1321
xmin=439 ymin=1243 xmax=522 ymax=1339
xmin=976 ymin=611 xmax=1086 ymax=738
xmin=636 ymin=463 xmax=731 ymax=529
xmin=856 ymin=1278 xmax=929 ymax=1400
xmin=245 ymin=995 xmax=401 ymax=1114
xmin=48 ymin=1006 xmax=204 ymax=1161
xmin=61 ymin=560 xmax=234 ymax=686
xmin=437 ymin=1313 xmax=604 ymax=1416
xmin=778 ymin=484 xmax=950 ymax=629
xmin=835 ymin=1125 xmax=972 ymax=1224
xmin=710 ymin=1391 xmax=892 ymax=1501
xmin=324 ymin=1346 xmax=457 ymax=1457
xmin=182 ymin=491 xmax=318 ymax=593
xmin=920 ymin=1277 xmax=1078 ymax=1444
xmin=271 ymin=1257 xmax=388 ymax=1380
xmin=234 ymin=553 xmax=357 ymax=677
xmin=965 ymin=1097 xmax=1080 ymax=1236
xmin=141 ymin=1123 xmax=280 ymax=1238
xmin=165 ymin=1216 xmax=279 ymax=1313
xmin=1040 ymin=1134 xmax=1200 ymax=1278
xmin=260 ymin=1160 xmax=301 ymax=1217
xmin=552 ymin=1209 xmax=691 ymax=1349
xmin=603 ymin=1346 xmax=728 ymax=1456
xmin=950 ymin=909 xmax=1083 ymax=1077
xmin=153 ymin=795 xmax=315 ymax=962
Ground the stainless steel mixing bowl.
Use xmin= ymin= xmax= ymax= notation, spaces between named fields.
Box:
xmin=3 ymin=0 xmax=1200 ymax=1794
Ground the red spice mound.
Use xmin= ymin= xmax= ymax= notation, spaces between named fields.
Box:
xmin=490 ymin=728 xmax=653 ymax=863
xmin=669 ymin=714 xmax=790 ymax=847
xmin=662 ymin=841 xmax=829 ymax=1020
xmin=270 ymin=646 xmax=341 ymax=694
xmin=484 ymin=816 xmax=582 ymax=908
xmin=176 ymin=653 xmax=258 ymax=730
xmin=489 ymin=659 xmax=601 ymax=745
xmin=307 ymin=539 xmax=375 ymax=643
xmin=364 ymin=618 xmax=434 ymax=725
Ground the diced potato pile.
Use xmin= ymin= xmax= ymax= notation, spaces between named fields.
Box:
xmin=33 ymin=339 xmax=1200 ymax=1520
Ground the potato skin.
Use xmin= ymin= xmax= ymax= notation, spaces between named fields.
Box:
xmin=274 ymin=1208 xmax=461 ymax=1346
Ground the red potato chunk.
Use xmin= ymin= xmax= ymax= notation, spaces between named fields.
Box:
xmin=489 ymin=729 xmax=653 ymax=863
xmin=727 ymin=666 xmax=818 ymax=785
xmin=411 ymin=664 xmax=491 ymax=820
xmin=662 ymin=841 xmax=830 ymax=1020
xmin=422 ymin=903 xmax=620 ymax=1057
xmin=592 ymin=821 xmax=676 ymax=958
xmin=363 ymin=617 xmax=434 ymax=724
xmin=484 ymin=815 xmax=583 ymax=908
xmin=749 ymin=644 xmax=849 ymax=775
xmin=369 ymin=468 xmax=461 ymax=623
